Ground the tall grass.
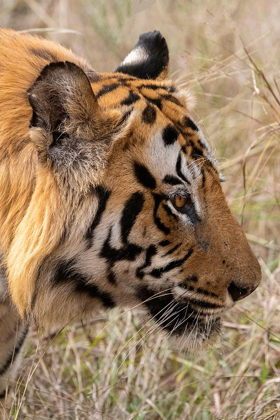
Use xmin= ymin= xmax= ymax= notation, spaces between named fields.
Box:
xmin=0 ymin=0 xmax=279 ymax=418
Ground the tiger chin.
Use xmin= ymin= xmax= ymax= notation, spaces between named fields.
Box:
xmin=0 ymin=28 xmax=261 ymax=401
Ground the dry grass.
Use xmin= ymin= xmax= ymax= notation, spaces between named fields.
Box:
xmin=0 ymin=0 xmax=279 ymax=419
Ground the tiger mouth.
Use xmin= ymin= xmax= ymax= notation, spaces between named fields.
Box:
xmin=138 ymin=285 xmax=222 ymax=346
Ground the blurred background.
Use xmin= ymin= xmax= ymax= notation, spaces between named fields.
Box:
xmin=1 ymin=0 xmax=279 ymax=419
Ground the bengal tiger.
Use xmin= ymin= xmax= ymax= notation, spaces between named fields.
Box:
xmin=0 ymin=28 xmax=261 ymax=405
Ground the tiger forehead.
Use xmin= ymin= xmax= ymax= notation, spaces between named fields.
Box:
xmin=89 ymin=73 xmax=178 ymax=109
xmin=89 ymin=72 xmax=213 ymax=167
xmin=89 ymin=73 xmax=196 ymax=135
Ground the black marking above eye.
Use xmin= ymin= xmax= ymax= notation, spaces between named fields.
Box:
xmin=121 ymin=191 xmax=145 ymax=243
xmin=163 ymin=175 xmax=184 ymax=186
xmin=142 ymin=103 xmax=157 ymax=124
xmin=162 ymin=125 xmax=179 ymax=146
xmin=134 ymin=162 xmax=157 ymax=190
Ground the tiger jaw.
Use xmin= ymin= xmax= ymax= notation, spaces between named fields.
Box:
xmin=137 ymin=284 xmax=222 ymax=349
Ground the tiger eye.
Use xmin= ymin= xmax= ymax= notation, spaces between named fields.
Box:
xmin=174 ymin=195 xmax=187 ymax=208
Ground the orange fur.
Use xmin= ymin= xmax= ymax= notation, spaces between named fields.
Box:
xmin=0 ymin=29 xmax=110 ymax=315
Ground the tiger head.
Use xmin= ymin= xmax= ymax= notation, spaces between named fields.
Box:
xmin=16 ymin=31 xmax=260 ymax=349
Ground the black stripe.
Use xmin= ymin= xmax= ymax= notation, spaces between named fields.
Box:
xmin=191 ymin=145 xmax=204 ymax=160
xmin=53 ymin=259 xmax=75 ymax=284
xmin=164 ymin=243 xmax=181 ymax=256
xmin=137 ymin=286 xmax=198 ymax=335
xmin=108 ymin=270 xmax=117 ymax=284
xmin=179 ymin=283 xmax=220 ymax=305
xmin=136 ymin=245 xmax=157 ymax=279
xmin=75 ymin=279 xmax=115 ymax=308
xmin=134 ymin=162 xmax=157 ymax=189
xmin=100 ymin=227 xmax=142 ymax=264
xmin=103 ymin=75 xmax=136 ymax=81
xmin=85 ymin=186 xmax=111 ymax=242
xmin=116 ymin=109 xmax=133 ymax=128
xmin=121 ymin=90 xmax=140 ymax=106
xmin=162 ymin=94 xmax=181 ymax=106
xmin=179 ymin=283 xmax=195 ymax=292
xmin=121 ymin=192 xmax=145 ymax=243
xmin=96 ymin=83 xmax=120 ymax=98
xmin=163 ymin=175 xmax=184 ymax=186
xmin=141 ymin=96 xmax=162 ymax=110
xmin=149 ymin=248 xmax=194 ymax=278
xmin=197 ymin=288 xmax=218 ymax=298
xmin=176 ymin=153 xmax=191 ymax=185
xmin=138 ymin=83 xmax=169 ymax=91
xmin=189 ymin=298 xmax=222 ymax=309
xmin=152 ymin=194 xmax=170 ymax=235
xmin=53 ymin=261 xmax=115 ymax=307
xmin=137 ymin=285 xmax=222 ymax=337
xmin=183 ymin=116 xmax=199 ymax=131
xmin=0 ymin=325 xmax=29 ymax=376
xmin=201 ymin=168 xmax=206 ymax=188
xmin=159 ymin=240 xmax=171 ymax=247
xmin=162 ymin=203 xmax=179 ymax=221
xmin=198 ymin=139 xmax=206 ymax=149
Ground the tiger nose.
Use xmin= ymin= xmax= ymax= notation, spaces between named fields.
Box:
xmin=228 ymin=281 xmax=258 ymax=302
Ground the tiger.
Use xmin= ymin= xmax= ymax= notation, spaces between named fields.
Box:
xmin=0 ymin=28 xmax=261 ymax=405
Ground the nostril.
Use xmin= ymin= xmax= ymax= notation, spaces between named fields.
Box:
xmin=228 ymin=282 xmax=256 ymax=302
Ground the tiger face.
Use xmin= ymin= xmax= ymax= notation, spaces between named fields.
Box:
xmin=13 ymin=30 xmax=261 ymax=349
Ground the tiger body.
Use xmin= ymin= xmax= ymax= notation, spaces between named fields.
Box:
xmin=0 ymin=29 xmax=261 ymax=404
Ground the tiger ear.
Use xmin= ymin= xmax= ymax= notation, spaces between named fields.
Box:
xmin=28 ymin=61 xmax=122 ymax=172
xmin=115 ymin=30 xmax=169 ymax=80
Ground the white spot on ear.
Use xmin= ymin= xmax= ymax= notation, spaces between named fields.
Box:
xmin=122 ymin=46 xmax=149 ymax=66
